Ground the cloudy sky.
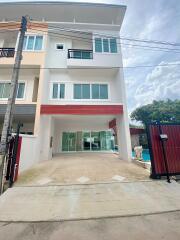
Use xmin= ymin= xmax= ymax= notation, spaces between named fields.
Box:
xmin=119 ymin=0 xmax=180 ymax=113
xmin=1 ymin=0 xmax=180 ymax=114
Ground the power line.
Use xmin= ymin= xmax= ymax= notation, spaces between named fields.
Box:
xmin=0 ymin=63 xmax=180 ymax=70
xmin=47 ymin=24 xmax=180 ymax=47
xmin=28 ymin=27 xmax=180 ymax=54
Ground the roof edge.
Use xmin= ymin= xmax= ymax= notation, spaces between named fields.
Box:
xmin=0 ymin=0 xmax=127 ymax=9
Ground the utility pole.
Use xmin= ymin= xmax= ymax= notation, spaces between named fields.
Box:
xmin=0 ymin=16 xmax=28 ymax=194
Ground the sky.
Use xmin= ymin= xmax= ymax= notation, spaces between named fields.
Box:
xmin=1 ymin=0 xmax=180 ymax=115
xmin=119 ymin=0 xmax=180 ymax=114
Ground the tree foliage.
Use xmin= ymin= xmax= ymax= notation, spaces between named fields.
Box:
xmin=130 ymin=99 xmax=180 ymax=125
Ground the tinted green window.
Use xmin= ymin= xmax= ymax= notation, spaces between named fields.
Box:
xmin=52 ymin=83 xmax=58 ymax=99
xmin=34 ymin=36 xmax=43 ymax=50
xmin=17 ymin=83 xmax=25 ymax=99
xmin=3 ymin=83 xmax=11 ymax=98
xmin=0 ymin=83 xmax=4 ymax=98
xmin=110 ymin=38 xmax=117 ymax=53
xmin=103 ymin=39 xmax=109 ymax=52
xmin=27 ymin=36 xmax=35 ymax=50
xmin=100 ymin=84 xmax=108 ymax=99
xmin=82 ymin=51 xmax=91 ymax=59
xmin=74 ymin=84 xmax=81 ymax=99
xmin=82 ymin=84 xmax=90 ymax=99
xmin=95 ymin=38 xmax=102 ymax=52
xmin=73 ymin=51 xmax=81 ymax=59
xmin=92 ymin=84 xmax=100 ymax=99
xmin=59 ymin=84 xmax=65 ymax=99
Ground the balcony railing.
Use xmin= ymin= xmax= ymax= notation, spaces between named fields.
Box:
xmin=68 ymin=49 xmax=93 ymax=59
xmin=0 ymin=48 xmax=15 ymax=58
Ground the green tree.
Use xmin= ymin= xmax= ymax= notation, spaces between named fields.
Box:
xmin=130 ymin=99 xmax=180 ymax=125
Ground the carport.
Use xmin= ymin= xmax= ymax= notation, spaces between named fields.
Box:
xmin=16 ymin=152 xmax=149 ymax=186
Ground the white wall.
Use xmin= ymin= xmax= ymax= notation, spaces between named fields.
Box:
xmin=41 ymin=69 xmax=122 ymax=104
xmin=19 ymin=135 xmax=38 ymax=172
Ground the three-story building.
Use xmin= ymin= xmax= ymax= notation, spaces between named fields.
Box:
xmin=0 ymin=1 xmax=131 ymax=170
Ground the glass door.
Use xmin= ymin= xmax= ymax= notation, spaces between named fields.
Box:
xmin=68 ymin=132 xmax=76 ymax=151
xmin=83 ymin=132 xmax=91 ymax=151
xmin=62 ymin=132 xmax=69 ymax=151
xmin=76 ymin=131 xmax=83 ymax=151
xmin=91 ymin=132 xmax=100 ymax=151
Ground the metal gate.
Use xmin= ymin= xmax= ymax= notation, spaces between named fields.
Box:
xmin=147 ymin=122 xmax=180 ymax=181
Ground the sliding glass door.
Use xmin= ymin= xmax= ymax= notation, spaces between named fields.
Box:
xmin=62 ymin=131 xmax=114 ymax=152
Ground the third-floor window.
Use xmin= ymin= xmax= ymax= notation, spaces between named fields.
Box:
xmin=95 ymin=38 xmax=117 ymax=53
xmin=23 ymin=35 xmax=43 ymax=51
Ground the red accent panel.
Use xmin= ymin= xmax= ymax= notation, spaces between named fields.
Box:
xmin=14 ymin=137 xmax=22 ymax=182
xmin=40 ymin=105 xmax=123 ymax=115
xmin=149 ymin=124 xmax=180 ymax=175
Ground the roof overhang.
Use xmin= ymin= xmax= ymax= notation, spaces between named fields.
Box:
xmin=0 ymin=1 xmax=126 ymax=29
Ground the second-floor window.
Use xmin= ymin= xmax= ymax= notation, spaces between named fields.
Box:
xmin=52 ymin=83 xmax=65 ymax=99
xmin=0 ymin=82 xmax=25 ymax=99
xmin=23 ymin=35 xmax=43 ymax=51
xmin=74 ymin=84 xmax=108 ymax=100
xmin=95 ymin=38 xmax=117 ymax=53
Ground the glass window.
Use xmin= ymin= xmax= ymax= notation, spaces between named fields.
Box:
xmin=103 ymin=39 xmax=109 ymax=52
xmin=0 ymin=83 xmax=4 ymax=98
xmin=92 ymin=84 xmax=100 ymax=99
xmin=23 ymin=36 xmax=27 ymax=50
xmin=34 ymin=36 xmax=43 ymax=50
xmin=0 ymin=82 xmax=24 ymax=99
xmin=56 ymin=44 xmax=64 ymax=50
xmin=27 ymin=36 xmax=35 ymax=50
xmin=110 ymin=38 xmax=117 ymax=53
xmin=73 ymin=51 xmax=81 ymax=59
xmin=74 ymin=84 xmax=81 ymax=99
xmin=52 ymin=83 xmax=58 ymax=99
xmin=3 ymin=83 xmax=11 ymax=98
xmin=82 ymin=84 xmax=90 ymax=99
xmin=59 ymin=84 xmax=65 ymax=99
xmin=95 ymin=38 xmax=102 ymax=52
xmin=17 ymin=83 xmax=25 ymax=99
xmin=100 ymin=84 xmax=108 ymax=99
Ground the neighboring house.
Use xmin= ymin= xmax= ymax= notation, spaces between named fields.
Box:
xmin=130 ymin=128 xmax=146 ymax=149
xmin=0 ymin=1 xmax=132 ymax=171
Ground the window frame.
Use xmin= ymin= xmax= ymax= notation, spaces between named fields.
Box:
xmin=0 ymin=81 xmax=26 ymax=100
xmin=55 ymin=43 xmax=65 ymax=51
xmin=73 ymin=83 xmax=109 ymax=101
xmin=23 ymin=35 xmax=44 ymax=51
xmin=50 ymin=83 xmax=65 ymax=100
xmin=94 ymin=36 xmax=118 ymax=54
xmin=74 ymin=84 xmax=91 ymax=100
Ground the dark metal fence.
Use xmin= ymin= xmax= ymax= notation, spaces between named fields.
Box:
xmin=0 ymin=48 xmax=15 ymax=58
xmin=147 ymin=122 xmax=180 ymax=181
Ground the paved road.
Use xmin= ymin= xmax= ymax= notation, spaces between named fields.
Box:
xmin=0 ymin=181 xmax=180 ymax=221
xmin=0 ymin=211 xmax=180 ymax=240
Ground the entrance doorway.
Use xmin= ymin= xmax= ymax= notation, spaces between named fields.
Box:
xmin=62 ymin=131 xmax=114 ymax=152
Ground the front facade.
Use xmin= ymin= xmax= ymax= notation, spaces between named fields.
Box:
xmin=0 ymin=1 xmax=132 ymax=167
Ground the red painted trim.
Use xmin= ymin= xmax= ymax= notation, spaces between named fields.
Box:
xmin=14 ymin=136 xmax=22 ymax=182
xmin=40 ymin=105 xmax=123 ymax=115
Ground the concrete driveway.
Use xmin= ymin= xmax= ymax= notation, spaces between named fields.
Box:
xmin=16 ymin=153 xmax=149 ymax=186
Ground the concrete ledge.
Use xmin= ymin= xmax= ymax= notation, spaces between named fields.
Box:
xmin=133 ymin=159 xmax=151 ymax=171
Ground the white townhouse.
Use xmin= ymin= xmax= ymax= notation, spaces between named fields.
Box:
xmin=0 ymin=1 xmax=132 ymax=171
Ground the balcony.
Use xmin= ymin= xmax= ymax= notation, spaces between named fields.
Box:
xmin=0 ymin=48 xmax=15 ymax=58
xmin=68 ymin=49 xmax=93 ymax=59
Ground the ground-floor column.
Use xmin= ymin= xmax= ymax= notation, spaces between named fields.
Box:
xmin=116 ymin=114 xmax=132 ymax=161
xmin=39 ymin=115 xmax=54 ymax=161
